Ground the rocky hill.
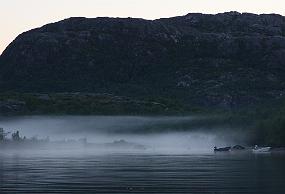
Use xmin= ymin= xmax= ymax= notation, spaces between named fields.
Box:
xmin=1 ymin=12 xmax=285 ymax=109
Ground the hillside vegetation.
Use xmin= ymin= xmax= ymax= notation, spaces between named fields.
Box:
xmin=0 ymin=12 xmax=285 ymax=145
xmin=1 ymin=12 xmax=285 ymax=108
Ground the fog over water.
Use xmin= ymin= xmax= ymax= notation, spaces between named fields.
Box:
xmin=0 ymin=116 xmax=248 ymax=154
xmin=0 ymin=116 xmax=284 ymax=194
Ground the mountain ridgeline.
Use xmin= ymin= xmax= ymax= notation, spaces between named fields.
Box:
xmin=1 ymin=12 xmax=285 ymax=109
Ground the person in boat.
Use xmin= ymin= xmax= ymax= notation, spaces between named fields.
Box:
xmin=12 ymin=131 xmax=21 ymax=141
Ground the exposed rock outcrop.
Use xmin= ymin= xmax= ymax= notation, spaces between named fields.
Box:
xmin=1 ymin=12 xmax=285 ymax=108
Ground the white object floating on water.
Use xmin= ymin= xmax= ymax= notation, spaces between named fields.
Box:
xmin=252 ymin=145 xmax=271 ymax=153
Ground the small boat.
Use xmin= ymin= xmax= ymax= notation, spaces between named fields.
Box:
xmin=252 ymin=145 xmax=271 ymax=153
xmin=214 ymin=146 xmax=231 ymax=152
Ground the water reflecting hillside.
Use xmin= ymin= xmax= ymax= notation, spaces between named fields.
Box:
xmin=0 ymin=116 xmax=284 ymax=193
xmin=0 ymin=152 xmax=284 ymax=194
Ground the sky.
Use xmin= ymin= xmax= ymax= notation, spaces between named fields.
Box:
xmin=1 ymin=0 xmax=285 ymax=54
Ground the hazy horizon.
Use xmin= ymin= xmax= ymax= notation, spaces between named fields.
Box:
xmin=1 ymin=0 xmax=285 ymax=54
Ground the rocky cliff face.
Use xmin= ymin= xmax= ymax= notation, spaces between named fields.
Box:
xmin=1 ymin=12 xmax=285 ymax=108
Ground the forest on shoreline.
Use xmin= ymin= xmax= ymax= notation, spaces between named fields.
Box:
xmin=0 ymin=92 xmax=285 ymax=147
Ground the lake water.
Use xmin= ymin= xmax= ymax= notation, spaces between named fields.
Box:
xmin=0 ymin=152 xmax=285 ymax=194
xmin=0 ymin=116 xmax=285 ymax=193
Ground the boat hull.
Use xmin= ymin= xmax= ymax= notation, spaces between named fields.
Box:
xmin=252 ymin=147 xmax=271 ymax=153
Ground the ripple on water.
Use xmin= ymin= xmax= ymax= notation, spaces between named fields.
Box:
xmin=0 ymin=153 xmax=285 ymax=193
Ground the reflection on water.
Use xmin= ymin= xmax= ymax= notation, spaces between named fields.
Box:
xmin=0 ymin=152 xmax=284 ymax=194
xmin=0 ymin=116 xmax=284 ymax=193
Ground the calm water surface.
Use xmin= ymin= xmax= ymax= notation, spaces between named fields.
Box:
xmin=0 ymin=152 xmax=284 ymax=194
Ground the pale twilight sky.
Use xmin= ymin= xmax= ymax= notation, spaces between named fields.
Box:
xmin=1 ymin=0 xmax=285 ymax=54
